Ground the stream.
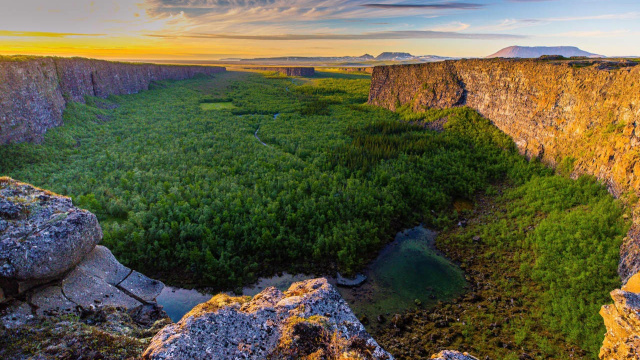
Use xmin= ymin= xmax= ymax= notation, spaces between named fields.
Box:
xmin=156 ymin=225 xmax=467 ymax=328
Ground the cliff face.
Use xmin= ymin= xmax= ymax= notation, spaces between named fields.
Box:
xmin=369 ymin=60 xmax=640 ymax=196
xmin=369 ymin=59 xmax=640 ymax=279
xmin=245 ymin=66 xmax=315 ymax=76
xmin=0 ymin=57 xmax=225 ymax=144
xmin=368 ymin=59 xmax=640 ymax=359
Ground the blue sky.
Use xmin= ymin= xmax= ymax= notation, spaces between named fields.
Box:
xmin=0 ymin=0 xmax=638 ymax=59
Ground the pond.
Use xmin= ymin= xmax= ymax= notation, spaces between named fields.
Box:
xmin=156 ymin=225 xmax=467 ymax=326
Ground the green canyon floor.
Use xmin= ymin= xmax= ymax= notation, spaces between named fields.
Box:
xmin=0 ymin=70 xmax=629 ymax=359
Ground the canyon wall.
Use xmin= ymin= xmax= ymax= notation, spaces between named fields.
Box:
xmin=369 ymin=59 xmax=640 ymax=280
xmin=0 ymin=56 xmax=225 ymax=144
xmin=368 ymin=59 xmax=640 ymax=359
xmin=244 ymin=66 xmax=315 ymax=77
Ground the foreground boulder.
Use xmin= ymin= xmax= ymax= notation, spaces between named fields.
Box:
xmin=144 ymin=278 xmax=393 ymax=360
xmin=0 ymin=177 xmax=165 ymax=329
xmin=600 ymin=272 xmax=640 ymax=359
xmin=0 ymin=177 xmax=101 ymax=296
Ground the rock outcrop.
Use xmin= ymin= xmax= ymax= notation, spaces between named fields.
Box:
xmin=245 ymin=66 xmax=315 ymax=77
xmin=0 ymin=177 xmax=165 ymax=329
xmin=0 ymin=177 xmax=101 ymax=298
xmin=430 ymin=351 xmax=479 ymax=360
xmin=0 ymin=56 xmax=226 ymax=144
xmin=600 ymin=272 xmax=640 ymax=359
xmin=368 ymin=59 xmax=640 ymax=281
xmin=143 ymin=278 xmax=392 ymax=360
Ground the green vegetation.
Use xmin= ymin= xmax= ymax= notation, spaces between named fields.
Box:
xmin=380 ymin=176 xmax=627 ymax=359
xmin=200 ymin=102 xmax=236 ymax=111
xmin=0 ymin=70 xmax=628 ymax=357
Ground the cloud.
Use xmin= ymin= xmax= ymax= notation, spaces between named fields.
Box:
xmin=545 ymin=30 xmax=631 ymax=38
xmin=361 ymin=2 xmax=483 ymax=9
xmin=428 ymin=21 xmax=470 ymax=32
xmin=0 ymin=30 xmax=106 ymax=38
xmin=148 ymin=29 xmax=525 ymax=40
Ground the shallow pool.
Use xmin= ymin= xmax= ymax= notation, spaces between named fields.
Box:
xmin=156 ymin=225 xmax=467 ymax=326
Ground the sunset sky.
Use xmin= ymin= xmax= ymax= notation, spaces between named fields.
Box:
xmin=1 ymin=0 xmax=639 ymax=60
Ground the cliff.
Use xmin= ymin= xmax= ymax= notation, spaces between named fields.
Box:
xmin=368 ymin=59 xmax=640 ymax=279
xmin=368 ymin=58 xmax=640 ymax=359
xmin=0 ymin=177 xmax=165 ymax=327
xmin=243 ymin=66 xmax=315 ymax=77
xmin=0 ymin=177 xmax=169 ymax=358
xmin=0 ymin=56 xmax=225 ymax=144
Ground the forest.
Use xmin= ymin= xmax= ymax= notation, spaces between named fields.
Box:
xmin=0 ymin=70 xmax=628 ymax=358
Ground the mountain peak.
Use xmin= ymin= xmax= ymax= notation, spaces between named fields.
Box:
xmin=487 ymin=45 xmax=603 ymax=59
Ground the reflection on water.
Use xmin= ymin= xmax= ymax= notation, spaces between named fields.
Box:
xmin=156 ymin=287 xmax=213 ymax=322
xmin=342 ymin=226 xmax=467 ymax=330
xmin=156 ymin=225 xmax=466 ymax=327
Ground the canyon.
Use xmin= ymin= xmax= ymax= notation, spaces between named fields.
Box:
xmin=239 ymin=66 xmax=316 ymax=77
xmin=2 ymin=56 xmax=640 ymax=358
xmin=0 ymin=56 xmax=225 ymax=144
xmin=368 ymin=58 xmax=640 ymax=358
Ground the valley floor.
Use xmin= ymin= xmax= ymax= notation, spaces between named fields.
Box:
xmin=0 ymin=70 xmax=628 ymax=359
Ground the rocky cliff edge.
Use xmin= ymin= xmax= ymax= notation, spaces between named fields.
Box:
xmin=0 ymin=56 xmax=226 ymax=144
xmin=0 ymin=177 xmax=165 ymax=329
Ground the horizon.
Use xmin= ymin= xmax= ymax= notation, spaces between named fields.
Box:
xmin=1 ymin=1 xmax=639 ymax=61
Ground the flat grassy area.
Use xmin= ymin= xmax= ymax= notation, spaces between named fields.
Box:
xmin=199 ymin=102 xmax=236 ymax=111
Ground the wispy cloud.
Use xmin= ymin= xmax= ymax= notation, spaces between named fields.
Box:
xmin=545 ymin=30 xmax=631 ymax=38
xmin=0 ymin=30 xmax=106 ymax=38
xmin=478 ymin=12 xmax=640 ymax=31
xmin=361 ymin=2 xmax=483 ymax=9
xmin=148 ymin=29 xmax=525 ymax=40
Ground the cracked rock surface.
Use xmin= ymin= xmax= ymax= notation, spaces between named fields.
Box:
xmin=0 ymin=177 xmax=165 ymax=329
xmin=143 ymin=278 xmax=393 ymax=360
xmin=0 ymin=177 xmax=101 ymax=288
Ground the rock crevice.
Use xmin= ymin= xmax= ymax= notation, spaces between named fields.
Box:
xmin=0 ymin=177 xmax=164 ymax=328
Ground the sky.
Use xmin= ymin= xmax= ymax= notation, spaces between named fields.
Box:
xmin=0 ymin=0 xmax=638 ymax=60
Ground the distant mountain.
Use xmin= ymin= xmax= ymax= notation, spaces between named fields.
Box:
xmin=221 ymin=52 xmax=456 ymax=65
xmin=487 ymin=46 xmax=604 ymax=59
xmin=375 ymin=52 xmax=414 ymax=61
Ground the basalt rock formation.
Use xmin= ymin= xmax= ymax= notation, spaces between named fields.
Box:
xmin=245 ymin=66 xmax=315 ymax=77
xmin=600 ymin=272 xmax=640 ymax=359
xmin=0 ymin=56 xmax=225 ymax=144
xmin=0 ymin=177 xmax=165 ymax=329
xmin=368 ymin=58 xmax=640 ymax=281
xmin=144 ymin=278 xmax=393 ymax=360
xmin=367 ymin=58 xmax=640 ymax=360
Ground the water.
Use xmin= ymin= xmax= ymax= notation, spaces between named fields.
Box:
xmin=156 ymin=226 xmax=466 ymax=326
xmin=156 ymin=287 xmax=213 ymax=322
xmin=341 ymin=226 xmax=467 ymax=329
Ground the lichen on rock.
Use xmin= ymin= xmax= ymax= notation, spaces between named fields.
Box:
xmin=600 ymin=272 xmax=640 ymax=359
xmin=143 ymin=278 xmax=393 ymax=360
xmin=0 ymin=177 xmax=166 ymax=331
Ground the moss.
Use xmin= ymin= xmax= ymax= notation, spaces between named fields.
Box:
xmin=0 ymin=309 xmax=167 ymax=360
xmin=184 ymin=293 xmax=250 ymax=319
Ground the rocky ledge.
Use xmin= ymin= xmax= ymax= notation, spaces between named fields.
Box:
xmin=0 ymin=177 xmax=165 ymax=329
xmin=0 ymin=177 xmax=480 ymax=359
xmin=144 ymin=278 xmax=392 ymax=359
xmin=600 ymin=271 xmax=640 ymax=359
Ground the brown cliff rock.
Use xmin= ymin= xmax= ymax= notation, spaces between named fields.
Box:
xmin=0 ymin=56 xmax=225 ymax=144
xmin=368 ymin=59 xmax=640 ymax=281
xmin=599 ymin=288 xmax=640 ymax=359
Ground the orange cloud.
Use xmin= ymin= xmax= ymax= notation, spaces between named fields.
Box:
xmin=0 ymin=30 xmax=105 ymax=38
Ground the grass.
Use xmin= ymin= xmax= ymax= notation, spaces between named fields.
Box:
xmin=200 ymin=102 xmax=236 ymax=111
